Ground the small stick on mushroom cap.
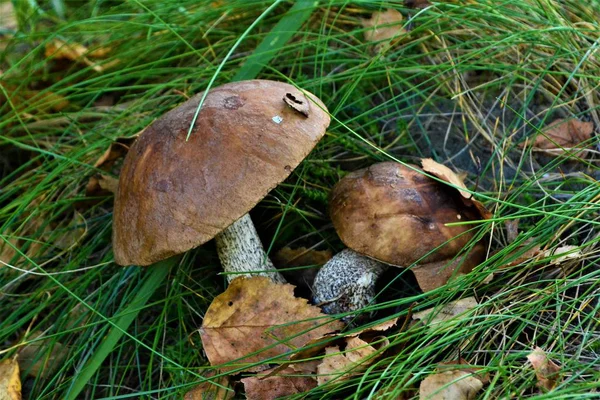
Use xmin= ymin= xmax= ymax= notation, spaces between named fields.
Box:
xmin=313 ymin=162 xmax=487 ymax=316
xmin=113 ymin=80 xmax=330 ymax=282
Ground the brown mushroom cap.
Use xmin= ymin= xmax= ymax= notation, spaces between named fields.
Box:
xmin=113 ymin=80 xmax=330 ymax=266
xmin=329 ymin=162 xmax=483 ymax=267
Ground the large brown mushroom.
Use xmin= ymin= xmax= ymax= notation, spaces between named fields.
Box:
xmin=313 ymin=161 xmax=487 ymax=316
xmin=113 ymin=80 xmax=330 ymax=282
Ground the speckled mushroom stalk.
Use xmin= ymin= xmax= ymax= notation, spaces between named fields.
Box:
xmin=215 ymin=213 xmax=285 ymax=283
xmin=312 ymin=162 xmax=486 ymax=318
xmin=313 ymin=249 xmax=386 ymax=318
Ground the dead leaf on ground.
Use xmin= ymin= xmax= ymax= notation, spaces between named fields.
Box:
xmin=413 ymin=297 xmax=478 ymax=328
xmin=0 ymin=233 xmax=18 ymax=266
xmin=496 ymin=239 xmax=542 ymax=269
xmin=86 ymin=174 xmax=119 ymax=196
xmin=0 ymin=2 xmax=17 ymax=31
xmin=421 ymin=158 xmax=492 ymax=220
xmin=241 ymin=365 xmax=317 ymax=400
xmin=317 ymin=335 xmax=387 ymax=385
xmin=522 ymin=118 xmax=594 ymax=156
xmin=542 ymin=245 xmax=582 ymax=265
xmin=18 ymin=332 xmax=67 ymax=378
xmin=527 ymin=347 xmax=561 ymax=391
xmin=199 ymin=277 xmax=343 ymax=372
xmin=419 ymin=370 xmax=483 ymax=400
xmin=505 ymin=219 xmax=520 ymax=243
xmin=362 ymin=9 xmax=406 ymax=48
xmin=273 ymin=246 xmax=332 ymax=289
xmin=184 ymin=372 xmax=233 ymax=400
xmin=0 ymin=358 xmax=21 ymax=400
xmin=93 ymin=134 xmax=140 ymax=169
xmin=0 ymin=86 xmax=69 ymax=113
xmin=45 ymin=39 xmax=119 ymax=72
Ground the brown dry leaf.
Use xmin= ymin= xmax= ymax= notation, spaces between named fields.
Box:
xmin=527 ymin=347 xmax=561 ymax=391
xmin=94 ymin=135 xmax=139 ymax=169
xmin=497 ymin=239 xmax=542 ymax=269
xmin=86 ymin=174 xmax=119 ymax=196
xmin=505 ymin=219 xmax=520 ymax=243
xmin=413 ymin=297 xmax=478 ymax=327
xmin=0 ymin=358 xmax=20 ymax=400
xmin=184 ymin=372 xmax=233 ymax=400
xmin=524 ymin=118 xmax=594 ymax=155
xmin=419 ymin=370 xmax=483 ymax=400
xmin=316 ymin=336 xmax=382 ymax=385
xmin=18 ymin=332 xmax=67 ymax=378
xmin=421 ymin=158 xmax=492 ymax=220
xmin=199 ymin=277 xmax=343 ymax=372
xmin=52 ymin=211 xmax=86 ymax=250
xmin=45 ymin=39 xmax=118 ymax=72
xmin=542 ymin=245 xmax=582 ymax=265
xmin=274 ymin=247 xmax=332 ymax=268
xmin=273 ymin=246 xmax=332 ymax=289
xmin=362 ymin=9 xmax=406 ymax=45
xmin=241 ymin=365 xmax=317 ymax=400
xmin=0 ymin=234 xmax=18 ymax=266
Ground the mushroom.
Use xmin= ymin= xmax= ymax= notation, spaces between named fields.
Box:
xmin=112 ymin=80 xmax=331 ymax=282
xmin=313 ymin=162 xmax=487 ymax=316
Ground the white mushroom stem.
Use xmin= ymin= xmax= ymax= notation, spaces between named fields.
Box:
xmin=313 ymin=249 xmax=387 ymax=318
xmin=215 ymin=213 xmax=286 ymax=283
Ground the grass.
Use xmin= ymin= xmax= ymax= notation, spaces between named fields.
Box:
xmin=1 ymin=0 xmax=600 ymax=398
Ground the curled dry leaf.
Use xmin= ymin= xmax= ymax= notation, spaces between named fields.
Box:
xmin=413 ymin=297 xmax=478 ymax=328
xmin=86 ymin=174 xmax=119 ymax=196
xmin=184 ymin=372 xmax=233 ymax=400
xmin=362 ymin=9 xmax=406 ymax=46
xmin=527 ymin=347 xmax=560 ymax=391
xmin=523 ymin=118 xmax=594 ymax=156
xmin=241 ymin=365 xmax=317 ymax=400
xmin=505 ymin=219 xmax=520 ymax=243
xmin=317 ymin=335 xmax=385 ymax=385
xmin=421 ymin=158 xmax=492 ymax=220
xmin=419 ymin=370 xmax=483 ymax=400
xmin=199 ymin=277 xmax=343 ymax=372
xmin=0 ymin=358 xmax=21 ymax=400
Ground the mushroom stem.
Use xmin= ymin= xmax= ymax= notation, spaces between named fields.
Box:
xmin=312 ymin=249 xmax=387 ymax=319
xmin=215 ymin=213 xmax=286 ymax=283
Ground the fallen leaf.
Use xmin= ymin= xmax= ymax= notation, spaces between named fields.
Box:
xmin=505 ymin=219 xmax=520 ymax=243
xmin=421 ymin=158 xmax=492 ymax=220
xmin=199 ymin=277 xmax=342 ymax=372
xmin=273 ymin=246 xmax=332 ymax=289
xmin=0 ymin=234 xmax=18 ymax=266
xmin=419 ymin=370 xmax=483 ymax=400
xmin=0 ymin=358 xmax=20 ymax=400
xmin=524 ymin=118 xmax=594 ymax=156
xmin=94 ymin=135 xmax=139 ymax=169
xmin=362 ymin=9 xmax=406 ymax=45
xmin=543 ymin=245 xmax=582 ymax=265
xmin=413 ymin=297 xmax=478 ymax=327
xmin=527 ymin=347 xmax=561 ymax=391
xmin=241 ymin=365 xmax=317 ymax=400
xmin=496 ymin=239 xmax=542 ymax=269
xmin=45 ymin=39 xmax=119 ymax=72
xmin=18 ymin=332 xmax=67 ymax=378
xmin=184 ymin=372 xmax=233 ymax=400
xmin=317 ymin=336 xmax=386 ymax=385
xmin=86 ymin=174 xmax=119 ymax=196
xmin=412 ymin=243 xmax=487 ymax=292
xmin=52 ymin=211 xmax=86 ymax=250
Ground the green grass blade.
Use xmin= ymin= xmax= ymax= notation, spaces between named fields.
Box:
xmin=233 ymin=0 xmax=319 ymax=82
xmin=65 ymin=258 xmax=173 ymax=400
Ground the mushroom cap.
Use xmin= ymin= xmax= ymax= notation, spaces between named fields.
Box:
xmin=329 ymin=162 xmax=482 ymax=266
xmin=113 ymin=80 xmax=330 ymax=266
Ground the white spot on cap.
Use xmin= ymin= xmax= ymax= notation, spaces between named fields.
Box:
xmin=272 ymin=115 xmax=283 ymax=124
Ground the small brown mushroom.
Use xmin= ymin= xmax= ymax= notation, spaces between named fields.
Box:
xmin=113 ymin=80 xmax=330 ymax=282
xmin=313 ymin=162 xmax=487 ymax=316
